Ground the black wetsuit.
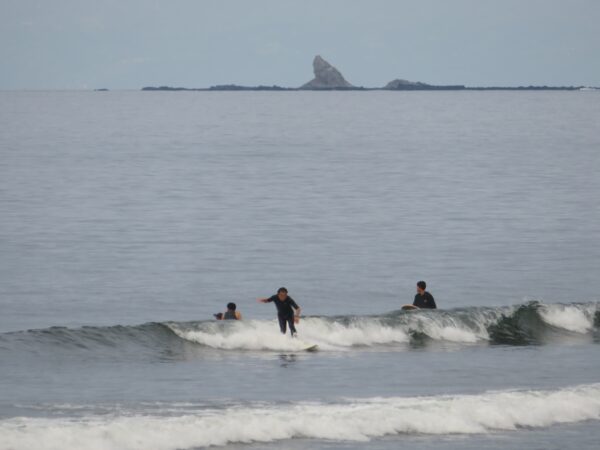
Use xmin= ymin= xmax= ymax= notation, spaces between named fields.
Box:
xmin=266 ymin=295 xmax=300 ymax=335
xmin=223 ymin=310 xmax=238 ymax=320
xmin=413 ymin=292 xmax=437 ymax=309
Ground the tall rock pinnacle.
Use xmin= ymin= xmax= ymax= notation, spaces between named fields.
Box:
xmin=300 ymin=55 xmax=354 ymax=89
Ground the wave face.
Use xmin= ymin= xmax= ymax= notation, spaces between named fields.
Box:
xmin=1 ymin=384 xmax=599 ymax=450
xmin=0 ymin=302 xmax=598 ymax=353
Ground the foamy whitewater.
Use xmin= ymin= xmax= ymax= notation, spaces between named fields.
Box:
xmin=2 ymin=384 xmax=600 ymax=450
xmin=1 ymin=91 xmax=600 ymax=449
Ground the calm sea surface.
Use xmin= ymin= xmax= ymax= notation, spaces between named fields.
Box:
xmin=0 ymin=91 xmax=599 ymax=449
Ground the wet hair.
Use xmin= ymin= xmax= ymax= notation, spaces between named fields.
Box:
xmin=277 ymin=287 xmax=288 ymax=294
xmin=227 ymin=302 xmax=236 ymax=311
xmin=417 ymin=281 xmax=427 ymax=290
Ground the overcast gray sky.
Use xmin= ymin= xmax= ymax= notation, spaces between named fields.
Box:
xmin=1 ymin=0 xmax=599 ymax=89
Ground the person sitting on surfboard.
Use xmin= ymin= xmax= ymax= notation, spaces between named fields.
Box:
xmin=258 ymin=287 xmax=301 ymax=336
xmin=214 ymin=302 xmax=242 ymax=320
xmin=413 ymin=281 xmax=437 ymax=309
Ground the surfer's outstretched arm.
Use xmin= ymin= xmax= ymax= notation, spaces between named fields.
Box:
xmin=257 ymin=298 xmax=270 ymax=303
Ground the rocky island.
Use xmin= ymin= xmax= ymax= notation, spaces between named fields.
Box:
xmin=141 ymin=55 xmax=587 ymax=92
xmin=300 ymin=55 xmax=356 ymax=90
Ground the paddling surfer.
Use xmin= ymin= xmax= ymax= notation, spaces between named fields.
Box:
xmin=214 ymin=302 xmax=242 ymax=320
xmin=258 ymin=287 xmax=301 ymax=336
xmin=413 ymin=281 xmax=437 ymax=309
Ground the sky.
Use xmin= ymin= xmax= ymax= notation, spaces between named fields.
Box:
xmin=1 ymin=0 xmax=599 ymax=89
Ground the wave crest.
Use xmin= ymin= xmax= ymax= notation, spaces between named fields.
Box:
xmin=1 ymin=302 xmax=597 ymax=353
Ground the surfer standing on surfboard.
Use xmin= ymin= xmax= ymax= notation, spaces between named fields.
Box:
xmin=413 ymin=281 xmax=437 ymax=309
xmin=258 ymin=287 xmax=302 ymax=337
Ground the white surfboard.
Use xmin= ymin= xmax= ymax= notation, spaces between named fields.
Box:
xmin=294 ymin=339 xmax=319 ymax=352
xmin=401 ymin=304 xmax=420 ymax=311
xmin=303 ymin=344 xmax=319 ymax=352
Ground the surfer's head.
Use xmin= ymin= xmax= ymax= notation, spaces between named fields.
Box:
xmin=227 ymin=302 xmax=236 ymax=311
xmin=277 ymin=287 xmax=288 ymax=301
xmin=417 ymin=281 xmax=426 ymax=294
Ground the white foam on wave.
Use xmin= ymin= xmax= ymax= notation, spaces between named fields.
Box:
xmin=299 ymin=318 xmax=410 ymax=347
xmin=168 ymin=320 xmax=310 ymax=352
xmin=168 ymin=318 xmax=410 ymax=351
xmin=539 ymin=304 xmax=595 ymax=333
xmin=422 ymin=325 xmax=480 ymax=342
xmin=2 ymin=384 xmax=599 ymax=450
xmin=416 ymin=316 xmax=488 ymax=343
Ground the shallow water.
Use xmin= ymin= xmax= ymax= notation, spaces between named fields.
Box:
xmin=0 ymin=91 xmax=599 ymax=449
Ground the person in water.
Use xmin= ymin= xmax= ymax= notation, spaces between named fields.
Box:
xmin=214 ymin=302 xmax=242 ymax=320
xmin=413 ymin=281 xmax=437 ymax=309
xmin=258 ymin=287 xmax=301 ymax=336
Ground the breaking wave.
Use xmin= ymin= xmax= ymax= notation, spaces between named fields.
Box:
xmin=0 ymin=302 xmax=598 ymax=353
xmin=1 ymin=384 xmax=599 ymax=450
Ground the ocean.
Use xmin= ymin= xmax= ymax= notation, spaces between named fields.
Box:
xmin=0 ymin=90 xmax=599 ymax=449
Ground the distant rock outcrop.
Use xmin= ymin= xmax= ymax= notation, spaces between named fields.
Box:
xmin=384 ymin=79 xmax=429 ymax=89
xmin=384 ymin=79 xmax=466 ymax=90
xmin=141 ymin=58 xmax=585 ymax=92
xmin=300 ymin=55 xmax=354 ymax=89
xmin=208 ymin=84 xmax=291 ymax=91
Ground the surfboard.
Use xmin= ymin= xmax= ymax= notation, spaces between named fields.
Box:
xmin=294 ymin=339 xmax=318 ymax=352
xmin=401 ymin=304 xmax=419 ymax=311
